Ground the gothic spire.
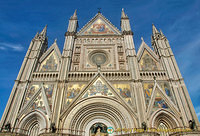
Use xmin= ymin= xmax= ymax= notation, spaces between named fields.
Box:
xmin=33 ymin=32 xmax=39 ymax=39
xmin=160 ymin=29 xmax=165 ymax=37
xmin=53 ymin=38 xmax=57 ymax=44
xmin=152 ymin=24 xmax=159 ymax=35
xmin=121 ymin=8 xmax=128 ymax=19
xmin=70 ymin=9 xmax=77 ymax=20
xmin=40 ymin=25 xmax=47 ymax=37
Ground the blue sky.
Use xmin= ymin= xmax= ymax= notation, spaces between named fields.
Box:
xmin=0 ymin=0 xmax=200 ymax=121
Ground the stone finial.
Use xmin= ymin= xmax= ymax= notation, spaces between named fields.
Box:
xmin=152 ymin=24 xmax=159 ymax=35
xmin=121 ymin=8 xmax=128 ymax=19
xmin=70 ymin=9 xmax=77 ymax=20
xmin=40 ymin=25 xmax=47 ymax=37
xmin=141 ymin=37 xmax=144 ymax=42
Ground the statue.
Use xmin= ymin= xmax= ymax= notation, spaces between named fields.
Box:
xmin=189 ymin=120 xmax=195 ymax=130
xmin=142 ymin=122 xmax=147 ymax=131
xmin=50 ymin=123 xmax=56 ymax=133
xmin=5 ymin=122 xmax=11 ymax=132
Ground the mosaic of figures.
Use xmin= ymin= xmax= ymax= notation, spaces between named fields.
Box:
xmin=158 ymin=82 xmax=174 ymax=103
xmin=24 ymin=85 xmax=40 ymax=106
xmin=39 ymin=52 xmax=58 ymax=72
xmin=113 ymin=84 xmax=132 ymax=106
xmin=32 ymin=93 xmax=46 ymax=111
xmin=153 ymin=91 xmax=168 ymax=109
xmin=140 ymin=50 xmax=159 ymax=71
xmin=24 ymin=84 xmax=55 ymax=111
xmin=43 ymin=84 xmax=55 ymax=110
xmin=84 ymin=18 xmax=115 ymax=35
xmin=65 ymin=84 xmax=85 ymax=105
xmin=83 ymin=78 xmax=114 ymax=98
xmin=143 ymin=82 xmax=172 ymax=109
xmin=90 ymin=123 xmax=108 ymax=136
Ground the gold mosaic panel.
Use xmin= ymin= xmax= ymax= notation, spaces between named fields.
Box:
xmin=84 ymin=18 xmax=116 ymax=35
xmin=44 ymin=84 xmax=54 ymax=110
xmin=24 ymin=84 xmax=40 ymax=106
xmin=143 ymin=82 xmax=154 ymax=107
xmin=65 ymin=84 xmax=86 ymax=105
xmin=83 ymin=78 xmax=114 ymax=98
xmin=140 ymin=50 xmax=158 ymax=71
xmin=113 ymin=84 xmax=132 ymax=106
xmin=39 ymin=52 xmax=58 ymax=72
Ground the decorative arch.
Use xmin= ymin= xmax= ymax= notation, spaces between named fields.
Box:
xmin=149 ymin=109 xmax=181 ymax=129
xmin=61 ymin=97 xmax=137 ymax=136
xmin=18 ymin=110 xmax=49 ymax=135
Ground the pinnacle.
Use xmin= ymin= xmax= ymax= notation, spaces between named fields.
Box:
xmin=121 ymin=8 xmax=128 ymax=19
xmin=34 ymin=32 xmax=39 ymax=39
xmin=152 ymin=24 xmax=159 ymax=35
xmin=53 ymin=38 xmax=57 ymax=44
xmin=40 ymin=25 xmax=47 ymax=37
xmin=141 ymin=37 xmax=144 ymax=42
xmin=70 ymin=9 xmax=77 ymax=20
xmin=160 ymin=29 xmax=165 ymax=36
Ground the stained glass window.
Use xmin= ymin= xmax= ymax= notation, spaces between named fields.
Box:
xmin=83 ymin=78 xmax=114 ymax=98
xmin=113 ymin=84 xmax=132 ymax=106
xmin=140 ymin=50 xmax=158 ymax=71
xmin=39 ymin=52 xmax=58 ymax=72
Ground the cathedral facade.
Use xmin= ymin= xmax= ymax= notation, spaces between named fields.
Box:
xmin=0 ymin=9 xmax=200 ymax=136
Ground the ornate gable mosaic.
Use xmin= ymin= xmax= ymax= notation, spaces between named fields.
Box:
xmin=83 ymin=18 xmax=117 ymax=35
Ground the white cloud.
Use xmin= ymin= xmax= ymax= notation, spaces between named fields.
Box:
xmin=0 ymin=42 xmax=24 ymax=51
xmin=0 ymin=46 xmax=6 ymax=50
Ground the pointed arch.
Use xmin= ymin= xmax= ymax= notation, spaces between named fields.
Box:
xmin=149 ymin=109 xmax=182 ymax=129
xmin=18 ymin=110 xmax=49 ymax=135
xmin=146 ymin=82 xmax=180 ymax=119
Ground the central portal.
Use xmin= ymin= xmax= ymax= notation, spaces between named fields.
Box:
xmin=90 ymin=123 xmax=108 ymax=136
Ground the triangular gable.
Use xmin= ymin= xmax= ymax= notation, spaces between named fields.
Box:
xmin=19 ymin=84 xmax=52 ymax=118
xmin=82 ymin=77 xmax=115 ymax=98
xmin=146 ymin=82 xmax=180 ymax=117
xmin=61 ymin=72 xmax=135 ymax=118
xmin=77 ymin=13 xmax=121 ymax=35
xmin=39 ymin=41 xmax=61 ymax=72
xmin=137 ymin=40 xmax=159 ymax=62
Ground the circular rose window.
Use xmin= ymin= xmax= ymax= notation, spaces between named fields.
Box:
xmin=89 ymin=51 xmax=109 ymax=66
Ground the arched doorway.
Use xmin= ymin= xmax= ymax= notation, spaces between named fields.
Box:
xmin=90 ymin=123 xmax=108 ymax=136
xmin=61 ymin=97 xmax=137 ymax=136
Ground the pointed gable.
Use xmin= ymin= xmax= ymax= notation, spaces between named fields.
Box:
xmin=137 ymin=39 xmax=160 ymax=71
xmin=82 ymin=77 xmax=115 ymax=98
xmin=39 ymin=40 xmax=61 ymax=72
xmin=77 ymin=13 xmax=121 ymax=35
